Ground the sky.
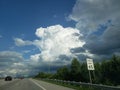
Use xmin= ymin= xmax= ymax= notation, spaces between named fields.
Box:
xmin=0 ymin=0 xmax=120 ymax=77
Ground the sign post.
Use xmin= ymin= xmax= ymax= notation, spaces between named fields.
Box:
xmin=86 ymin=58 xmax=95 ymax=83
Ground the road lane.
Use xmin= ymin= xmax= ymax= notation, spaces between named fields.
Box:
xmin=0 ymin=79 xmax=18 ymax=87
xmin=0 ymin=79 xmax=43 ymax=90
xmin=0 ymin=78 xmax=75 ymax=90
xmin=0 ymin=79 xmax=19 ymax=86
xmin=0 ymin=79 xmax=10 ymax=86
xmin=0 ymin=79 xmax=20 ymax=90
xmin=30 ymin=79 xmax=46 ymax=90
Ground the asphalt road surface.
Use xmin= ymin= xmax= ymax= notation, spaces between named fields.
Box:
xmin=0 ymin=79 xmax=74 ymax=90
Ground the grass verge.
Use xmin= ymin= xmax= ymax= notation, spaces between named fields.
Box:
xmin=35 ymin=78 xmax=96 ymax=90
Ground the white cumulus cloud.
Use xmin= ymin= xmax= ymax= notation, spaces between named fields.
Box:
xmin=33 ymin=25 xmax=85 ymax=62
xmin=14 ymin=38 xmax=33 ymax=46
xmin=13 ymin=25 xmax=85 ymax=64
xmin=0 ymin=51 xmax=28 ymax=77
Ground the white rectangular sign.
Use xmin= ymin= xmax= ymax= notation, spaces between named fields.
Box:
xmin=86 ymin=58 xmax=95 ymax=70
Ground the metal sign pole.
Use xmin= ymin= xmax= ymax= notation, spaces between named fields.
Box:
xmin=89 ymin=70 xmax=92 ymax=84
xmin=93 ymin=70 xmax=96 ymax=81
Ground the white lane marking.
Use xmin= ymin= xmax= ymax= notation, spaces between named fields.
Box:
xmin=30 ymin=79 xmax=46 ymax=90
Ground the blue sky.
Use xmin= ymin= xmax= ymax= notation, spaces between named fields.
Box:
xmin=0 ymin=0 xmax=120 ymax=77
xmin=0 ymin=0 xmax=75 ymax=51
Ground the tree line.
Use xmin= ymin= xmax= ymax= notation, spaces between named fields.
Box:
xmin=35 ymin=55 xmax=120 ymax=86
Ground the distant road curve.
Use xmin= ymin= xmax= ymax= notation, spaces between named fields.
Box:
xmin=0 ymin=78 xmax=74 ymax=90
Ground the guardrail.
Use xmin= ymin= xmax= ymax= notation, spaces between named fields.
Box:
xmin=40 ymin=78 xmax=120 ymax=90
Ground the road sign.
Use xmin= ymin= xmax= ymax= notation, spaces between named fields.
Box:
xmin=86 ymin=58 xmax=95 ymax=70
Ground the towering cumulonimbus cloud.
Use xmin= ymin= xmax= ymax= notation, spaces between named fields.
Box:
xmin=14 ymin=25 xmax=85 ymax=64
xmin=33 ymin=25 xmax=85 ymax=62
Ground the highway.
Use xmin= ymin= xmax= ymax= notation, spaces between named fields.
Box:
xmin=0 ymin=79 xmax=74 ymax=90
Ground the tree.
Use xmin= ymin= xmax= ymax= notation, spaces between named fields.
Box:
xmin=56 ymin=66 xmax=69 ymax=80
xmin=94 ymin=62 xmax=101 ymax=83
xmin=34 ymin=72 xmax=46 ymax=78
xmin=70 ymin=58 xmax=81 ymax=81
xmin=101 ymin=55 xmax=120 ymax=85
xmin=34 ymin=72 xmax=53 ymax=79
xmin=109 ymin=55 xmax=120 ymax=85
xmin=80 ymin=63 xmax=89 ymax=82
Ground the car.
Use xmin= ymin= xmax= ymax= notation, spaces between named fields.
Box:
xmin=5 ymin=76 xmax=12 ymax=81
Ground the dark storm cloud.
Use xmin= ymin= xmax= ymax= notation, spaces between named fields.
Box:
xmin=70 ymin=47 xmax=85 ymax=53
xmin=84 ymin=26 xmax=120 ymax=55
xmin=57 ymin=55 xmax=71 ymax=61
xmin=75 ymin=54 xmax=87 ymax=61
xmin=69 ymin=0 xmax=120 ymax=59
